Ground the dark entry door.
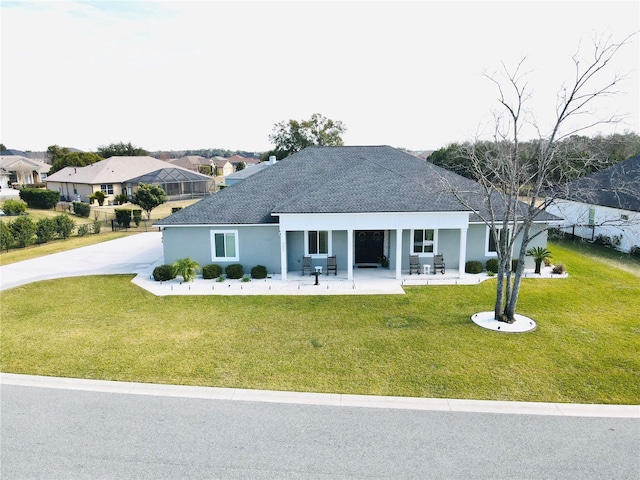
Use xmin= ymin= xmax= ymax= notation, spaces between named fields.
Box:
xmin=355 ymin=230 xmax=384 ymax=264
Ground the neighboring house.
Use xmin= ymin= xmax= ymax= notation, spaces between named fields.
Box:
xmin=227 ymin=154 xmax=259 ymax=170
xmin=0 ymin=155 xmax=51 ymax=188
xmin=125 ymin=167 xmax=214 ymax=200
xmin=546 ymin=154 xmax=640 ymax=253
xmin=168 ymin=156 xmax=214 ymax=175
xmin=224 ymin=157 xmax=273 ymax=186
xmin=45 ymin=156 xmax=213 ymax=203
xmin=156 ymin=146 xmax=554 ymax=280
xmin=211 ymin=157 xmax=234 ymax=177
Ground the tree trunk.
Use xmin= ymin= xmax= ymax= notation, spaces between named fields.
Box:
xmin=534 ymin=260 xmax=542 ymax=274
xmin=494 ymin=263 xmax=505 ymax=321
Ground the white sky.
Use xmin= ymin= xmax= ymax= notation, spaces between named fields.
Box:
xmin=1 ymin=0 xmax=639 ymax=153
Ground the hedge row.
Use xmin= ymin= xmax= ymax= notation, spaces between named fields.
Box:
xmin=0 ymin=214 xmax=78 ymax=251
xmin=465 ymin=258 xmax=520 ymax=274
xmin=73 ymin=202 xmax=91 ymax=218
xmin=153 ymin=263 xmax=269 ymax=281
xmin=18 ymin=188 xmax=60 ymax=209
xmin=114 ymin=209 xmax=143 ymax=228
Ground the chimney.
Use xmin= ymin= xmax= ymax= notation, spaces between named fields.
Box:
xmin=269 ymin=155 xmax=276 ymax=165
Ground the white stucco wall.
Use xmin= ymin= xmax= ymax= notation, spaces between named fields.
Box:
xmin=547 ymin=199 xmax=640 ymax=252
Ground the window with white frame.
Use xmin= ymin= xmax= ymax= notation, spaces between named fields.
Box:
xmin=412 ymin=229 xmax=435 ymax=254
xmin=211 ymin=230 xmax=239 ymax=261
xmin=486 ymin=227 xmax=509 ymax=255
xmin=306 ymin=230 xmax=329 ymax=256
xmin=100 ymin=184 xmax=114 ymax=195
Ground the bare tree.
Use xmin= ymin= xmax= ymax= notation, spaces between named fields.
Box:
xmin=449 ymin=33 xmax=637 ymax=323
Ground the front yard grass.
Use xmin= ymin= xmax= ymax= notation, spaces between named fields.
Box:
xmin=1 ymin=240 xmax=638 ymax=404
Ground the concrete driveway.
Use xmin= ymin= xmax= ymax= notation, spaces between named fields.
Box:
xmin=0 ymin=232 xmax=163 ymax=291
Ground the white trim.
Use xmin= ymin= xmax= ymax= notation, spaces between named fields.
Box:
xmin=410 ymin=228 xmax=438 ymax=257
xmin=210 ymin=230 xmax=240 ymax=262
xmin=304 ymin=230 xmax=332 ymax=257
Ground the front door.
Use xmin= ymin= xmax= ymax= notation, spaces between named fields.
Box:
xmin=355 ymin=230 xmax=384 ymax=264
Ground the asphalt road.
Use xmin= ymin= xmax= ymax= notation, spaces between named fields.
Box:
xmin=2 ymin=384 xmax=638 ymax=480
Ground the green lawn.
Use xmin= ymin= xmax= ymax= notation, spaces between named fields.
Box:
xmin=1 ymin=240 xmax=638 ymax=404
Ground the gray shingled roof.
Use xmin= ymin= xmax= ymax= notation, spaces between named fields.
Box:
xmin=555 ymin=154 xmax=640 ymax=212
xmin=155 ymin=146 xmax=537 ymax=226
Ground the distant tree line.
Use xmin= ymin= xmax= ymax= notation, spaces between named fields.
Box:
xmin=152 ymin=149 xmax=259 ymax=160
xmin=427 ymin=132 xmax=640 ymax=183
xmin=46 ymin=142 xmax=149 ymax=174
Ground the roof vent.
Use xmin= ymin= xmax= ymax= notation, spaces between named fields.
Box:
xmin=268 ymin=155 xmax=276 ymax=165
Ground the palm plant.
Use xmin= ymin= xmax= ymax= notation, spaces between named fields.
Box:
xmin=172 ymin=257 xmax=200 ymax=282
xmin=526 ymin=247 xmax=553 ymax=274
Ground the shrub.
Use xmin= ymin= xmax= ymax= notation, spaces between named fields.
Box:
xmin=132 ymin=209 xmax=142 ymax=227
xmin=552 ymin=263 xmax=566 ymax=275
xmin=92 ymin=219 xmax=101 ymax=234
xmin=251 ymin=265 xmax=268 ymax=279
xmin=9 ymin=216 xmax=36 ymax=247
xmin=202 ymin=264 xmax=223 ymax=279
xmin=173 ymin=257 xmax=200 ymax=282
xmin=526 ymin=246 xmax=553 ymax=274
xmin=485 ymin=258 xmax=499 ymax=273
xmin=630 ymin=246 xmax=640 ymax=257
xmin=1 ymin=199 xmax=27 ymax=216
xmin=114 ymin=193 xmax=129 ymax=205
xmin=0 ymin=221 xmax=12 ymax=251
xmin=77 ymin=224 xmax=89 ymax=237
xmin=153 ymin=264 xmax=176 ymax=281
xmin=93 ymin=190 xmax=106 ymax=206
xmin=593 ymin=234 xmax=622 ymax=247
xmin=18 ymin=188 xmax=59 ymax=209
xmin=72 ymin=201 xmax=91 ymax=218
xmin=54 ymin=214 xmax=75 ymax=239
xmin=35 ymin=218 xmax=57 ymax=244
xmin=241 ymin=276 xmax=251 ymax=282
xmin=225 ymin=264 xmax=244 ymax=279
xmin=465 ymin=260 xmax=483 ymax=274
xmin=114 ymin=209 xmax=132 ymax=228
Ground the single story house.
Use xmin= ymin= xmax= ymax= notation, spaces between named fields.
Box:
xmin=45 ymin=156 xmax=213 ymax=203
xmin=155 ymin=146 xmax=553 ymax=280
xmin=227 ymin=154 xmax=260 ymax=168
xmin=167 ymin=156 xmax=214 ymax=175
xmin=224 ymin=157 xmax=274 ymax=187
xmin=546 ymin=154 xmax=640 ymax=253
xmin=0 ymin=155 xmax=51 ymax=188
xmin=211 ymin=157 xmax=234 ymax=177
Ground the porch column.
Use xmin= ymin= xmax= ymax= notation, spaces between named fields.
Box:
xmin=279 ymin=227 xmax=288 ymax=281
xmin=458 ymin=227 xmax=467 ymax=278
xmin=347 ymin=229 xmax=354 ymax=280
xmin=395 ymin=229 xmax=402 ymax=279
